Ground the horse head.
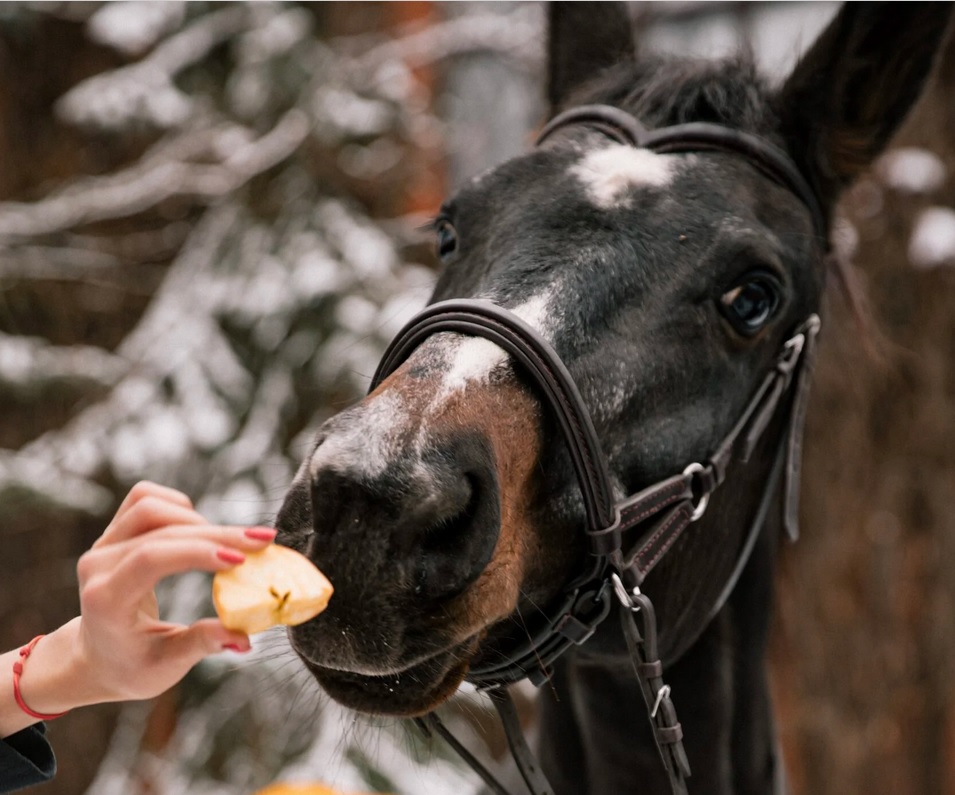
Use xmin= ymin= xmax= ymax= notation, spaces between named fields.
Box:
xmin=276 ymin=7 xmax=948 ymax=770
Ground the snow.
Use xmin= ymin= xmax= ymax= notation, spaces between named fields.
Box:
xmin=878 ymin=148 xmax=947 ymax=194
xmin=313 ymin=87 xmax=395 ymax=140
xmin=909 ymin=206 xmax=955 ymax=269
xmin=238 ymin=6 xmax=313 ymax=63
xmin=87 ymin=1 xmax=186 ymax=56
xmin=335 ymin=294 xmax=380 ymax=335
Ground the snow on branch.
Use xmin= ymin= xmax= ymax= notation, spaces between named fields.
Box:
xmin=0 ymin=245 xmax=122 ymax=279
xmin=58 ymin=5 xmax=249 ymax=131
xmin=0 ymin=206 xmax=241 ymax=511
xmin=0 ymin=110 xmax=309 ymax=239
xmin=0 ymin=331 xmax=127 ymax=389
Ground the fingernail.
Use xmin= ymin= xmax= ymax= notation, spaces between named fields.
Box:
xmin=216 ymin=548 xmax=246 ymax=565
xmin=244 ymin=527 xmax=277 ymax=541
xmin=222 ymin=643 xmax=251 ymax=653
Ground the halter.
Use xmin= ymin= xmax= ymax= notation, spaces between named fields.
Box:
xmin=370 ymin=105 xmax=825 ymax=795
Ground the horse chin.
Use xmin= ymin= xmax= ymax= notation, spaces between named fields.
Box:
xmin=300 ymin=638 xmax=479 ymax=717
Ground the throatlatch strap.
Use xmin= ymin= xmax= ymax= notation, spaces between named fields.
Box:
xmin=414 ymin=690 xmax=555 ymax=795
xmin=782 ymin=316 xmax=821 ymax=541
xmin=490 ymin=689 xmax=556 ymax=795
xmin=414 ymin=714 xmax=514 ymax=795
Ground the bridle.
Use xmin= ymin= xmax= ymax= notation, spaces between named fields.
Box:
xmin=368 ymin=105 xmax=826 ymax=795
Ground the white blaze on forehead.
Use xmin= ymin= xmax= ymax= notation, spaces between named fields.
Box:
xmin=308 ymin=390 xmax=407 ymax=479
xmin=570 ymin=145 xmax=676 ymax=209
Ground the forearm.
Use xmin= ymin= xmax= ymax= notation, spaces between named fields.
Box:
xmin=0 ymin=619 xmax=103 ymax=739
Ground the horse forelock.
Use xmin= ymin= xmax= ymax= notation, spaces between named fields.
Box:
xmin=568 ymin=54 xmax=781 ymax=140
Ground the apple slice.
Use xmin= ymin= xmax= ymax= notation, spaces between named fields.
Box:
xmin=213 ymin=544 xmax=333 ymax=635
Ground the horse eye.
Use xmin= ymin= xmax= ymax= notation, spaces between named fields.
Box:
xmin=719 ymin=274 xmax=781 ymax=335
xmin=435 ymin=220 xmax=458 ymax=259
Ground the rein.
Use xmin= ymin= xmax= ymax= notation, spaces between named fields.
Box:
xmin=369 ymin=104 xmax=825 ymax=795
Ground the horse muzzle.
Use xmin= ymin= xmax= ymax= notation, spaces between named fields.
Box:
xmin=276 ymin=345 xmax=548 ymax=705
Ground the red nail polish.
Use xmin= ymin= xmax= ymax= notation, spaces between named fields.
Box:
xmin=217 ymin=548 xmax=246 ymax=565
xmin=223 ymin=643 xmax=250 ymax=653
xmin=244 ymin=527 xmax=277 ymax=541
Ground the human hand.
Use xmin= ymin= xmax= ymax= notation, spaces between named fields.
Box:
xmin=10 ymin=482 xmax=276 ymax=720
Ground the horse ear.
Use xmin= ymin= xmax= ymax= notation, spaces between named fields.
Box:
xmin=548 ymin=1 xmax=635 ymax=112
xmin=776 ymin=3 xmax=953 ymax=215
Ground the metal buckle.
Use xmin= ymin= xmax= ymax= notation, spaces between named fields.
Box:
xmin=651 ymin=684 xmax=671 ymax=719
xmin=681 ymin=463 xmax=710 ymax=521
xmin=611 ymin=572 xmax=641 ymax=611
xmin=777 ymin=332 xmax=806 ymax=376
xmin=777 ymin=314 xmax=819 ymax=376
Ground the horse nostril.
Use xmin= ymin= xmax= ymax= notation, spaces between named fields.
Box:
xmin=415 ymin=473 xmax=491 ymax=599
xmin=307 ymin=431 xmax=501 ymax=604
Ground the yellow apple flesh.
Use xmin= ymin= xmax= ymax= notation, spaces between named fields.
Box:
xmin=213 ymin=544 xmax=333 ymax=635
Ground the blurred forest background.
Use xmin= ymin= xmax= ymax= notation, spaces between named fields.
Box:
xmin=0 ymin=2 xmax=953 ymax=794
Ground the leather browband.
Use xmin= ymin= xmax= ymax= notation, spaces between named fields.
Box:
xmin=537 ymin=104 xmax=828 ymax=242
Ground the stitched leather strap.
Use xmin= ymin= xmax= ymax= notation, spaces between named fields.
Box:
xmin=489 ymin=688 xmax=556 ymax=795
xmin=783 ymin=315 xmax=821 ymax=540
xmin=467 ymin=580 xmax=612 ymax=687
xmin=616 ymin=586 xmax=691 ymax=793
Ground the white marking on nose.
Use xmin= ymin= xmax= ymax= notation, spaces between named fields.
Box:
xmin=312 ymin=289 xmax=561 ymax=481
xmin=438 ymin=289 xmax=557 ymax=395
xmin=309 ymin=390 xmax=408 ymax=479
xmin=443 ymin=337 xmax=507 ymax=393
xmin=570 ymin=145 xmax=676 ymax=208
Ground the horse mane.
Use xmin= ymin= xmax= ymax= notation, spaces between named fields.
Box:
xmin=564 ymin=53 xmax=780 ymax=138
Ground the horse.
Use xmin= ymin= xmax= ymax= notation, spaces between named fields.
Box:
xmin=275 ymin=4 xmax=951 ymax=793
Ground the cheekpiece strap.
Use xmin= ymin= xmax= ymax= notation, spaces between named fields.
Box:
xmin=782 ymin=314 xmax=822 ymax=541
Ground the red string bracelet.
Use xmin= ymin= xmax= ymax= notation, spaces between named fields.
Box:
xmin=12 ymin=635 xmax=69 ymax=721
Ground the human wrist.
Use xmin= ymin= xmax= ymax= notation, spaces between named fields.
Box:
xmin=14 ymin=619 xmax=107 ymax=716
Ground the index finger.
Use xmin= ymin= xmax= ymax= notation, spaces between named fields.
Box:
xmin=113 ymin=481 xmax=194 ymax=522
xmin=96 ymin=494 xmax=205 ymax=547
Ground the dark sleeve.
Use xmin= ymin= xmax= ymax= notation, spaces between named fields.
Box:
xmin=0 ymin=724 xmax=56 ymax=793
